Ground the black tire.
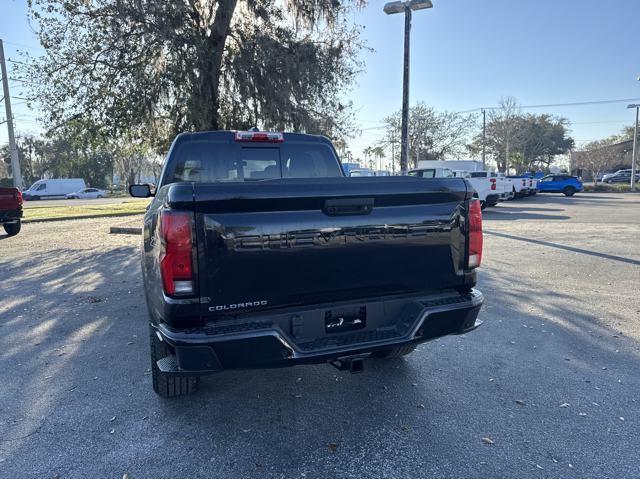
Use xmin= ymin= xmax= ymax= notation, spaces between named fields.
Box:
xmin=32 ymin=196 xmax=40 ymax=201
xmin=562 ymin=186 xmax=576 ymax=197
xmin=372 ymin=344 xmax=417 ymax=359
xmin=149 ymin=325 xmax=199 ymax=398
xmin=3 ymin=220 xmax=21 ymax=236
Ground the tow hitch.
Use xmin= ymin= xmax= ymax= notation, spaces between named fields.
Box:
xmin=330 ymin=356 xmax=365 ymax=373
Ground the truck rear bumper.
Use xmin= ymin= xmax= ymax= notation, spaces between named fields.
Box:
xmin=486 ymin=194 xmax=500 ymax=205
xmin=0 ymin=209 xmax=22 ymax=224
xmin=153 ymin=289 xmax=484 ymax=375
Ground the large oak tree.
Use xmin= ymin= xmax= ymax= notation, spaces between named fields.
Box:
xmin=23 ymin=0 xmax=366 ymax=151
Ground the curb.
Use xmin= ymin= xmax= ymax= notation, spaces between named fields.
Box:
xmin=22 ymin=211 xmax=144 ymax=224
xmin=110 ymin=226 xmax=142 ymax=235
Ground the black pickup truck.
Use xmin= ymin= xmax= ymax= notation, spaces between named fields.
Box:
xmin=131 ymin=130 xmax=484 ymax=398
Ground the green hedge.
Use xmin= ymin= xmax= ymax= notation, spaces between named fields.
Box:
xmin=583 ymin=183 xmax=636 ymax=193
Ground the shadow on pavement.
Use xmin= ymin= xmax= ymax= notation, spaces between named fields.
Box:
xmin=483 ymin=209 xmax=571 ymax=221
xmin=1 ymin=226 xmax=639 ymax=478
xmin=485 ymin=230 xmax=640 ymax=266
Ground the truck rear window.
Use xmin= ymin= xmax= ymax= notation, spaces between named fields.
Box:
xmin=169 ymin=141 xmax=342 ymax=183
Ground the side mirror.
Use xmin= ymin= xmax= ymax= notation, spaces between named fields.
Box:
xmin=129 ymin=184 xmax=152 ymax=198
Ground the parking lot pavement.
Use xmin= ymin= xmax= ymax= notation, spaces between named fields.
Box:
xmin=1 ymin=193 xmax=639 ymax=479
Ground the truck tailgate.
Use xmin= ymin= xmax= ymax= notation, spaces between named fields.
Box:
xmin=193 ymin=177 xmax=471 ymax=317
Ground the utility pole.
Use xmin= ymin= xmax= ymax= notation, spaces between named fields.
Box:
xmin=481 ymin=109 xmax=486 ymax=170
xmin=391 ymin=131 xmax=397 ymax=174
xmin=399 ymin=6 xmax=412 ymax=175
xmin=0 ymin=39 xmax=23 ymax=190
xmin=384 ymin=0 xmax=433 ymax=175
xmin=631 ymin=105 xmax=638 ymax=191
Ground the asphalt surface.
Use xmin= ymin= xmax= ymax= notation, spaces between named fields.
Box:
xmin=1 ymin=192 xmax=639 ymax=479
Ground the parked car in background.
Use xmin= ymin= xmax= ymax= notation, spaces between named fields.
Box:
xmin=341 ymin=162 xmax=361 ymax=177
xmin=349 ymin=168 xmax=375 ymax=177
xmin=452 ymin=170 xmax=500 ymax=209
xmin=130 ymin=130 xmax=484 ymax=398
xmin=468 ymin=171 xmax=513 ymax=201
xmin=66 ymin=188 xmax=107 ymax=199
xmin=23 ymin=178 xmax=86 ymax=200
xmin=537 ymin=175 xmax=583 ymax=196
xmin=374 ymin=170 xmax=391 ymax=176
xmin=603 ymin=169 xmax=639 ymax=184
xmin=408 ymin=167 xmax=455 ymax=178
xmin=507 ymin=176 xmax=531 ymax=198
xmin=0 ymin=187 xmax=23 ymax=236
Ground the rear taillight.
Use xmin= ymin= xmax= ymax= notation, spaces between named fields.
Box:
xmin=159 ymin=210 xmax=194 ymax=297
xmin=15 ymin=191 xmax=23 ymax=206
xmin=522 ymin=179 xmax=526 ymax=186
xmin=490 ymin=178 xmax=497 ymax=190
xmin=468 ymin=199 xmax=483 ymax=269
xmin=235 ymin=131 xmax=284 ymax=142
xmin=529 ymin=179 xmax=533 ymax=187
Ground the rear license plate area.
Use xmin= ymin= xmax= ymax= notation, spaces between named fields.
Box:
xmin=324 ymin=307 xmax=366 ymax=334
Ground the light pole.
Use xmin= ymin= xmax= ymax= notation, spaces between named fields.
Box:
xmin=627 ymin=103 xmax=639 ymax=191
xmin=384 ymin=0 xmax=433 ymax=175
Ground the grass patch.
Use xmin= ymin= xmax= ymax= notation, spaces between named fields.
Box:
xmin=23 ymin=201 xmax=149 ymax=222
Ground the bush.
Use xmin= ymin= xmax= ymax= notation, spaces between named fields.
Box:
xmin=583 ymin=183 xmax=636 ymax=193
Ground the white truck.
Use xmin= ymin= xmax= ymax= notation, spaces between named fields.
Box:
xmin=451 ymin=171 xmax=500 ymax=209
xmin=408 ymin=167 xmax=455 ymax=179
xmin=23 ymin=178 xmax=87 ymax=201
xmin=467 ymin=171 xmax=514 ymax=201
xmin=506 ymin=176 xmax=534 ymax=198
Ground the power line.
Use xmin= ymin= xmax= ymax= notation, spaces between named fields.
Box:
xmin=457 ymin=97 xmax=640 ymax=114
xmin=3 ymin=40 xmax=45 ymax=52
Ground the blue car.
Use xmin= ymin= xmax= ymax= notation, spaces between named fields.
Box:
xmin=537 ymin=175 xmax=583 ymax=196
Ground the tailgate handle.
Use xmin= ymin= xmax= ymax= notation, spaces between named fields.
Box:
xmin=323 ymin=198 xmax=374 ymax=216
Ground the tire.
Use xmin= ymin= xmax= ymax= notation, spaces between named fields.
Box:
xmin=563 ymin=186 xmax=576 ymax=197
xmin=149 ymin=325 xmax=199 ymax=398
xmin=372 ymin=344 xmax=417 ymax=359
xmin=3 ymin=220 xmax=21 ymax=236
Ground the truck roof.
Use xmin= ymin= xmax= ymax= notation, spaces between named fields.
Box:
xmin=174 ymin=130 xmax=334 ymax=146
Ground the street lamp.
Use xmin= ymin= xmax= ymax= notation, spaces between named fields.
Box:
xmin=384 ymin=0 xmax=433 ymax=175
xmin=628 ymin=103 xmax=639 ymax=191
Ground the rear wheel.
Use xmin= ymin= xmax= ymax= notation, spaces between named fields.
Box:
xmin=149 ymin=325 xmax=199 ymax=398
xmin=3 ymin=220 xmax=21 ymax=236
xmin=372 ymin=344 xmax=416 ymax=359
xmin=563 ymin=186 xmax=576 ymax=197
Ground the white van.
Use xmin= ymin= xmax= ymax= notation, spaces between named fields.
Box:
xmin=23 ymin=179 xmax=86 ymax=200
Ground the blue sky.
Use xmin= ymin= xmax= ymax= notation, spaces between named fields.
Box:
xmin=1 ymin=0 xmax=639 ymax=158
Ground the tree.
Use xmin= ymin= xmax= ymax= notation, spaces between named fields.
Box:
xmin=23 ymin=0 xmax=366 ymax=152
xmin=511 ymin=114 xmax=574 ymax=171
xmin=468 ymin=98 xmax=574 ymax=173
xmin=380 ymin=102 xmax=476 ymax=169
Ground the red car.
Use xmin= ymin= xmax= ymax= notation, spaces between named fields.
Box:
xmin=0 ymin=187 xmax=23 ymax=236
